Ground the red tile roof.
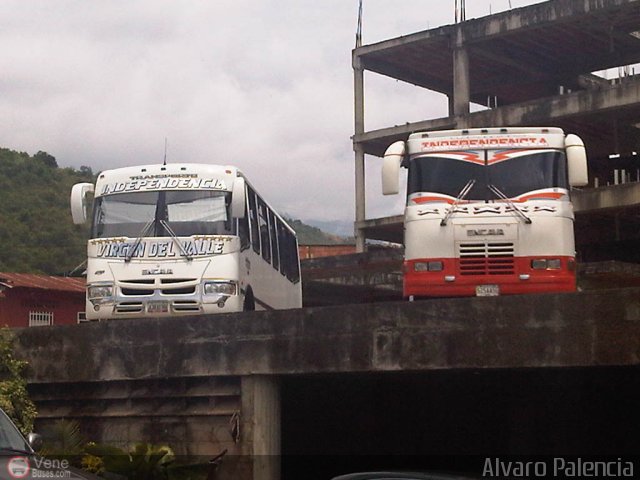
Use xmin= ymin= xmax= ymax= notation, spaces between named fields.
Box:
xmin=0 ymin=272 xmax=85 ymax=293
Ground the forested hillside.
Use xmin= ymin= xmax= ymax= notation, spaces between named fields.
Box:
xmin=285 ymin=219 xmax=353 ymax=245
xmin=0 ymin=148 xmax=93 ymax=274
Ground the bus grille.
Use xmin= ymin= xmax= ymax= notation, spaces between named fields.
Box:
xmin=172 ymin=301 xmax=201 ymax=312
xmin=119 ymin=279 xmax=197 ymax=296
xmin=115 ymin=302 xmax=144 ymax=313
xmin=458 ymin=242 xmax=515 ymax=275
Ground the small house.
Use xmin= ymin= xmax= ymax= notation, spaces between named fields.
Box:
xmin=0 ymin=272 xmax=86 ymax=327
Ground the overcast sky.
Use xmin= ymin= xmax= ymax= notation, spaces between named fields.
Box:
xmin=0 ymin=0 xmax=545 ymax=233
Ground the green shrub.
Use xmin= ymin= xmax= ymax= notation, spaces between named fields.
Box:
xmin=0 ymin=327 xmax=37 ymax=434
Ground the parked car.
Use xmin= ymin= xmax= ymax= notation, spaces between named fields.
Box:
xmin=0 ymin=408 xmax=99 ymax=480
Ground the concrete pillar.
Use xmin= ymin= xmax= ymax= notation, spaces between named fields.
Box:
xmin=354 ymin=53 xmax=366 ymax=253
xmin=241 ymin=376 xmax=281 ymax=480
xmin=452 ymin=26 xmax=470 ymax=124
xmin=354 ymin=144 xmax=366 ymax=252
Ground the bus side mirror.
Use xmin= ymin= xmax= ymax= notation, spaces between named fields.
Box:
xmin=382 ymin=141 xmax=406 ymax=195
xmin=70 ymin=183 xmax=95 ymax=224
xmin=565 ymin=134 xmax=588 ymax=187
xmin=231 ymin=177 xmax=246 ymax=219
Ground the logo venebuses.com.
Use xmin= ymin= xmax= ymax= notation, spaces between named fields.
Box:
xmin=7 ymin=456 xmax=73 ymax=479
xmin=6 ymin=457 xmax=29 ymax=478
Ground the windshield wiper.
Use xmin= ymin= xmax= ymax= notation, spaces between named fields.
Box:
xmin=125 ymin=219 xmax=155 ymax=262
xmin=487 ymin=184 xmax=532 ymax=224
xmin=160 ymin=220 xmax=193 ymax=261
xmin=440 ymin=179 xmax=476 ymax=226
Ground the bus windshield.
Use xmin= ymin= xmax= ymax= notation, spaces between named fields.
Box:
xmin=92 ymin=190 xmax=233 ymax=238
xmin=407 ymin=150 xmax=568 ymax=202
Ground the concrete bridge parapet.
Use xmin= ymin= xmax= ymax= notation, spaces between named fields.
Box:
xmin=13 ymin=287 xmax=640 ymax=479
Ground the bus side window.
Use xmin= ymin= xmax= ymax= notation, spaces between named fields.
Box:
xmin=277 ymin=222 xmax=287 ymax=277
xmin=286 ymin=230 xmax=300 ymax=283
xmin=269 ymin=212 xmax=280 ymax=271
xmin=247 ymin=188 xmax=260 ymax=255
xmin=277 ymin=224 xmax=300 ymax=283
xmin=238 ymin=199 xmax=250 ymax=250
xmin=258 ymin=198 xmax=271 ymax=264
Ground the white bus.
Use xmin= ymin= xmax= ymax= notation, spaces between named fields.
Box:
xmin=70 ymin=163 xmax=301 ymax=320
xmin=382 ymin=127 xmax=588 ymax=298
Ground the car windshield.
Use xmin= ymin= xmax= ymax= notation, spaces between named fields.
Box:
xmin=407 ymin=150 xmax=567 ymax=202
xmin=0 ymin=409 xmax=31 ymax=453
xmin=91 ymin=190 xmax=233 ymax=238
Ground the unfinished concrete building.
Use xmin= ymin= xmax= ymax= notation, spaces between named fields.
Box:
xmin=353 ymin=0 xmax=640 ymax=260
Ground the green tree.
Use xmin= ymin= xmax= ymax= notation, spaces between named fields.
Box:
xmin=0 ymin=327 xmax=37 ymax=434
xmin=0 ymin=148 xmax=93 ymax=274
xmin=33 ymin=151 xmax=58 ymax=168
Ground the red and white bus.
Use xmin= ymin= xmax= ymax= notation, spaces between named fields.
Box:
xmin=382 ymin=127 xmax=588 ymax=298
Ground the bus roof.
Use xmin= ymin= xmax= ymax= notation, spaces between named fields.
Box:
xmin=409 ymin=126 xmax=564 ymax=140
xmin=407 ymin=127 xmax=567 ymax=154
xmin=96 ymin=163 xmax=240 ymax=182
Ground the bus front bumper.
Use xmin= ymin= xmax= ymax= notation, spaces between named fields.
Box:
xmin=404 ymin=256 xmax=577 ymax=298
xmin=86 ymin=284 xmax=243 ymax=320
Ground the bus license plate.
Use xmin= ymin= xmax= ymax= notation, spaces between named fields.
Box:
xmin=147 ymin=301 xmax=169 ymax=313
xmin=476 ymin=284 xmax=500 ymax=297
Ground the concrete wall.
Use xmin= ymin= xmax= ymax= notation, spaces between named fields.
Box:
xmin=573 ymin=182 xmax=640 ymax=212
xmin=15 ymin=288 xmax=640 ymax=380
xmin=12 ymin=288 xmax=640 ymax=478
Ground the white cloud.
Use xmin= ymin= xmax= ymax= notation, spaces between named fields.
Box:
xmin=0 ymin=0 xmax=545 ymax=227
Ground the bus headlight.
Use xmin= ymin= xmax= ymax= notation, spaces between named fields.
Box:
xmin=203 ymin=281 xmax=237 ymax=296
xmin=531 ymin=259 xmax=562 ymax=270
xmin=546 ymin=259 xmax=562 ymax=269
xmin=88 ymin=284 xmax=114 ymax=299
xmin=427 ymin=261 xmax=444 ymax=271
xmin=414 ymin=261 xmax=444 ymax=272
xmin=531 ymin=259 xmax=548 ymax=269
